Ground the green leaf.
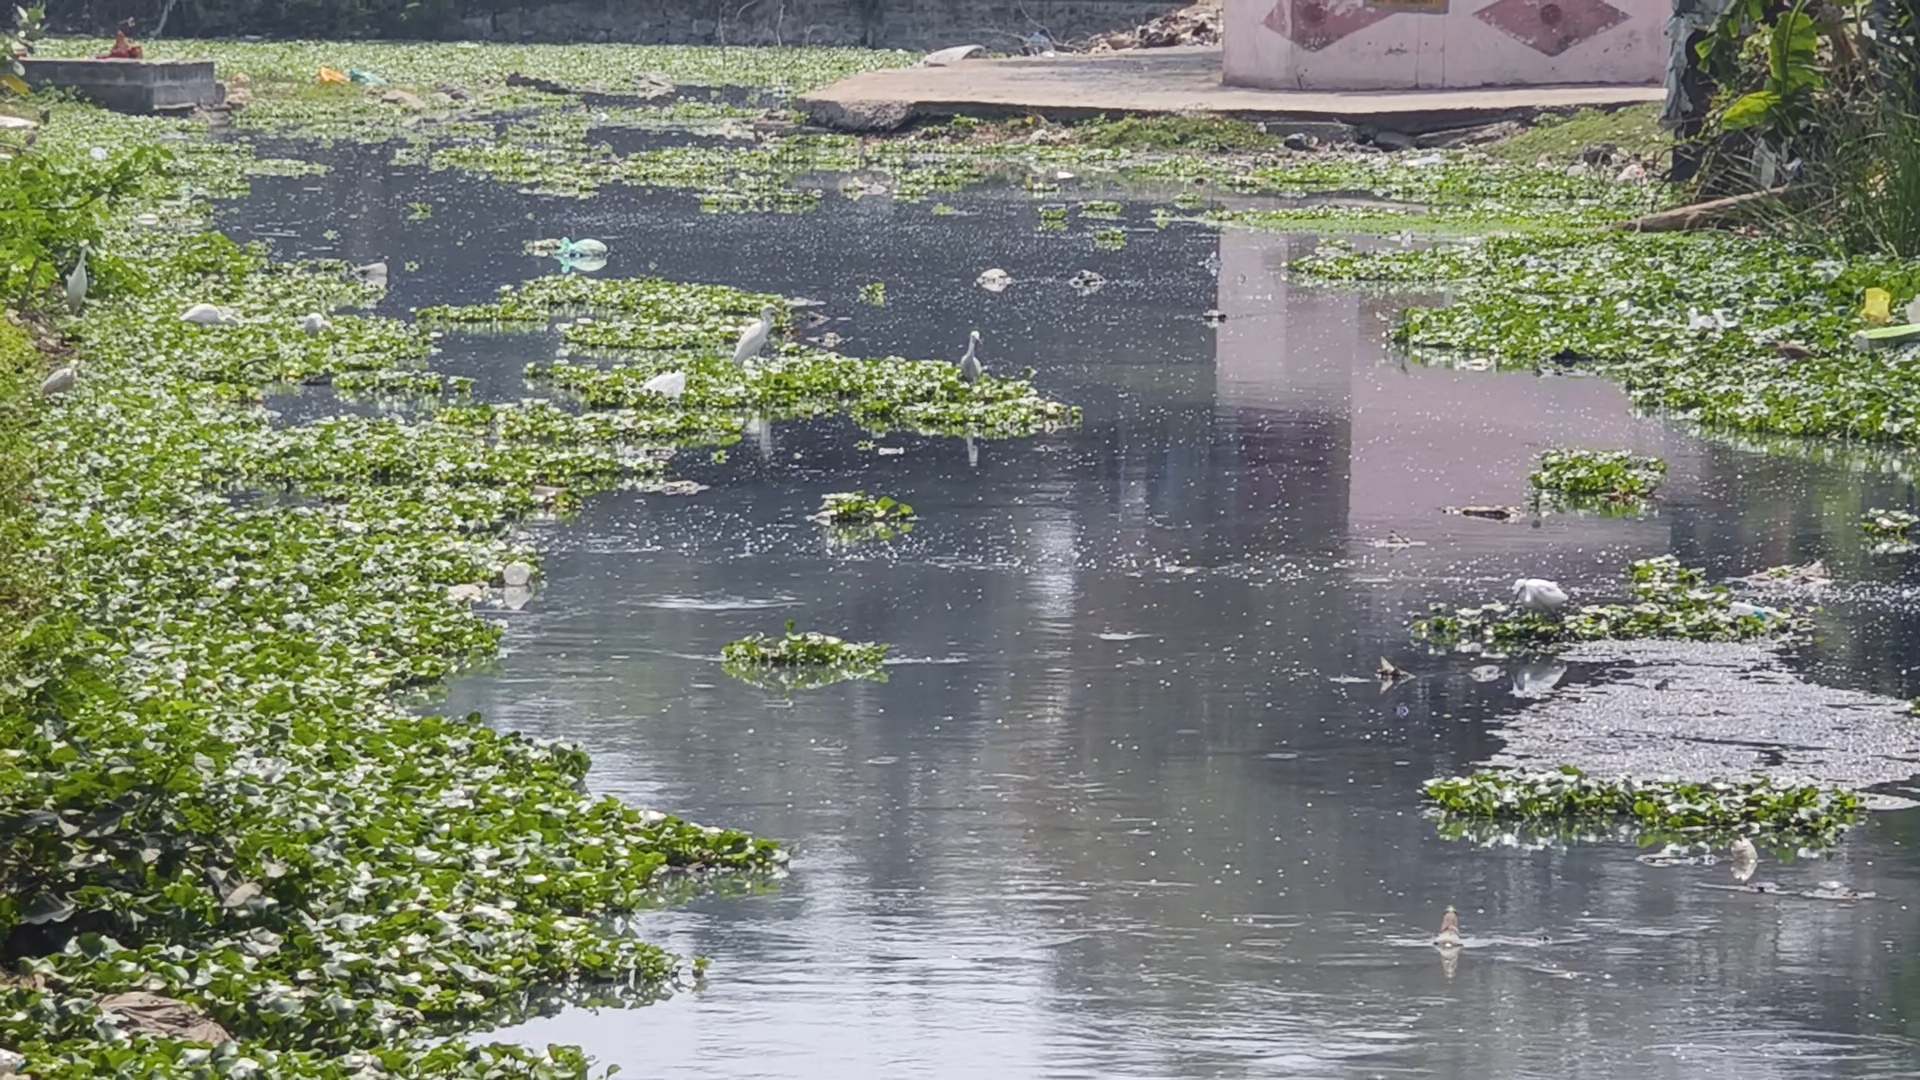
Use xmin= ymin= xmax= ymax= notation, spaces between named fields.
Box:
xmin=1721 ymin=90 xmax=1781 ymax=132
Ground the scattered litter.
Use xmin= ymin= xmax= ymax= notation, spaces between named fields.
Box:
xmin=1730 ymin=837 xmax=1757 ymax=882
xmin=840 ymin=175 xmax=888 ymax=200
xmin=975 ymin=268 xmax=1012 ymax=293
xmin=1378 ymin=656 xmax=1410 ymax=683
xmin=1084 ymin=0 xmax=1220 ymax=50
xmin=1433 ymin=906 xmax=1462 ymax=948
xmin=531 ymin=484 xmax=564 ymax=504
xmin=1202 ymin=309 xmax=1227 ymax=325
xmin=652 ymin=479 xmax=708 ymax=496
xmin=1283 ymin=132 xmax=1315 ymax=152
xmin=876 ymin=446 xmax=905 ymax=456
xmin=1366 ymin=532 xmax=1424 ymax=549
xmin=354 ymin=261 xmax=388 ymax=286
xmin=501 ymin=561 xmax=534 ymax=588
xmin=447 ymin=582 xmax=488 ymax=604
xmin=922 ymin=44 xmax=987 ymax=66
xmin=1863 ymin=287 xmax=1892 ymax=325
xmin=634 ymin=73 xmax=676 ymax=99
xmin=1404 ymin=154 xmax=1445 ymax=168
xmin=1468 ymin=664 xmax=1503 ymax=682
xmin=318 ymin=67 xmax=349 ymax=85
xmin=297 ymin=313 xmax=330 ymax=336
xmin=349 ymin=69 xmax=389 ymax=87
xmin=1068 ymin=269 xmax=1106 ymax=296
xmin=97 ymin=992 xmax=230 ymax=1045
xmin=556 ymin=237 xmax=607 ymax=259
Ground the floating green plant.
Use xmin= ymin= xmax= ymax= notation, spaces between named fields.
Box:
xmin=1424 ymin=768 xmax=1862 ymax=841
xmin=1528 ymin=448 xmax=1667 ymax=510
xmin=1414 ymin=557 xmax=1797 ymax=651
xmin=809 ymin=491 xmax=915 ymax=542
xmin=721 ymin=621 xmax=889 ymax=691
xmin=858 ymin=281 xmax=886 ymax=307
xmin=809 ymin=491 xmax=914 ymax=524
xmin=1863 ymin=507 xmax=1917 ymax=538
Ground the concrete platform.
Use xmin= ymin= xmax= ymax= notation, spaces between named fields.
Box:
xmin=21 ymin=58 xmax=223 ymax=114
xmin=798 ymin=46 xmax=1662 ymax=134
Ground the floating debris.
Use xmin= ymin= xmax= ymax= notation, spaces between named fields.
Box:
xmin=1469 ymin=664 xmax=1503 ymax=682
xmin=1445 ymin=505 xmax=1523 ymax=521
xmin=1068 ymin=269 xmax=1107 ymax=296
xmin=975 ymin=268 xmax=1012 ymax=293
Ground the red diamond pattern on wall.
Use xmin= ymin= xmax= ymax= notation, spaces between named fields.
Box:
xmin=1263 ymin=0 xmax=1393 ymax=51
xmin=1472 ymin=0 xmax=1628 ymax=55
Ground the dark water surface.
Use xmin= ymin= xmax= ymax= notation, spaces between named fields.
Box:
xmin=226 ymin=143 xmax=1920 ymax=1078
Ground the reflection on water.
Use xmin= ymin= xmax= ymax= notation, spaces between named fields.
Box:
xmin=222 ymin=148 xmax=1920 ymax=1078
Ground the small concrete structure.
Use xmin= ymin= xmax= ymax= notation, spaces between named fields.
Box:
xmin=21 ymin=58 xmax=222 ymax=114
xmin=798 ymin=46 xmax=1661 ymax=132
xmin=1223 ymin=0 xmax=1666 ymax=89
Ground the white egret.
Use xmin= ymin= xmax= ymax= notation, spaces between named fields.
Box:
xmin=39 ymin=366 xmax=76 ymax=396
xmin=66 ymin=241 xmax=89 ymax=312
xmin=181 ymin=303 xmax=240 ymax=326
xmin=1512 ymin=577 xmax=1568 ymax=613
xmin=1730 ymin=837 xmax=1758 ymax=882
xmin=297 ymin=313 xmax=331 ymax=336
xmin=958 ymin=330 xmax=982 ymax=383
xmin=733 ymin=306 xmax=777 ymax=366
xmin=641 ymin=370 xmax=686 ymax=398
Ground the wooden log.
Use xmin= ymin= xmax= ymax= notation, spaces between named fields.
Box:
xmin=1611 ymin=186 xmax=1792 ymax=233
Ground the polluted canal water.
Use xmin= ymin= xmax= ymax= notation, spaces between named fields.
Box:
xmin=222 ymin=144 xmax=1920 ymax=1078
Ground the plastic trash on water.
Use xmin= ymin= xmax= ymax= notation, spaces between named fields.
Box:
xmin=556 ymin=238 xmax=607 ymax=259
xmin=1864 ymin=287 xmax=1891 ymax=325
xmin=318 ymin=67 xmax=349 ymax=85
xmin=556 ymin=254 xmax=606 ymax=274
xmin=349 ymin=69 xmax=389 ymax=87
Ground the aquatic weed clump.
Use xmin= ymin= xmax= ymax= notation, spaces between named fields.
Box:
xmin=2 ymin=157 xmax=784 ymax=1073
xmin=1414 ymin=557 xmax=1798 ymax=650
xmin=1528 ymin=448 xmax=1667 ymax=511
xmin=1298 ymin=230 xmax=1920 ymax=446
xmin=1862 ymin=507 xmax=1917 ymax=539
xmin=1424 ymin=768 xmax=1863 ymax=840
xmin=721 ymin=621 xmax=888 ymax=692
xmin=809 ymin=491 xmax=915 ymax=543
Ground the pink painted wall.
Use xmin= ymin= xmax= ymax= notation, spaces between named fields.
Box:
xmin=1222 ymin=0 xmax=1667 ymax=89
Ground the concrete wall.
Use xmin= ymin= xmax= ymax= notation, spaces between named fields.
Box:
xmin=65 ymin=0 xmax=1182 ymax=49
xmin=21 ymin=58 xmax=221 ymax=112
xmin=1222 ymin=0 xmax=1665 ymax=89
xmin=463 ymin=0 xmax=1179 ymax=46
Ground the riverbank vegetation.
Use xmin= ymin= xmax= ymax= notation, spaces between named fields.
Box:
xmin=6 ymin=16 xmax=1919 ymax=1065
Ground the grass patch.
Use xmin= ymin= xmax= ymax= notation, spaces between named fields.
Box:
xmin=1414 ymin=557 xmax=1797 ymax=652
xmin=1425 ymin=768 xmax=1862 ymax=841
xmin=1483 ymin=105 xmax=1668 ymax=167
xmin=1070 ymin=113 xmax=1278 ymax=153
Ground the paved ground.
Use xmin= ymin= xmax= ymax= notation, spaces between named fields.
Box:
xmin=798 ymin=46 xmax=1664 ymax=133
